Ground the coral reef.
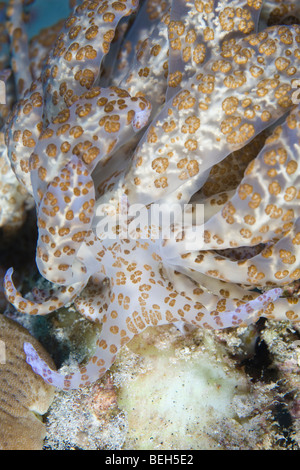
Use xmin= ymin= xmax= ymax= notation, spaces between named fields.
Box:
xmin=0 ymin=314 xmax=55 ymax=450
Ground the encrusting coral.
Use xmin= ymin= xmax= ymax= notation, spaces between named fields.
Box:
xmin=0 ymin=314 xmax=55 ymax=450
xmin=0 ymin=0 xmax=300 ymax=390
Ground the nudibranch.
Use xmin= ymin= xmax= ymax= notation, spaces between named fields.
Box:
xmin=1 ymin=0 xmax=300 ymax=389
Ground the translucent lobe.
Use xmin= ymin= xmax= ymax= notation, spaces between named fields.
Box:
xmin=176 ymin=215 xmax=300 ymax=287
xmin=30 ymin=86 xmax=151 ymax=205
xmin=42 ymin=0 xmax=139 ymax=121
xmin=74 ymin=274 xmax=111 ymax=323
xmin=0 ymin=74 xmax=7 ymax=105
xmin=0 ymin=2 xmax=10 ymax=74
xmin=6 ymin=0 xmax=32 ymax=97
xmin=29 ymin=18 xmax=67 ymax=82
xmin=5 ymin=80 xmax=44 ymax=191
xmin=0 ymin=2 xmax=36 ymax=230
xmin=197 ymin=128 xmax=270 ymax=198
xmin=0 ymin=136 xmax=34 ymax=230
xmin=166 ymin=105 xmax=300 ymax=289
xmin=36 ymin=155 xmax=95 ymax=285
xmin=167 ymin=0 xmax=263 ymax=99
xmin=125 ymin=25 xmax=300 ymax=205
xmin=111 ymin=0 xmax=172 ymax=87
xmin=4 ymin=267 xmax=87 ymax=316
xmin=261 ymin=0 xmax=300 ymax=26
xmin=191 ymin=104 xmax=300 ymax=252
xmin=119 ymin=4 xmax=171 ymax=118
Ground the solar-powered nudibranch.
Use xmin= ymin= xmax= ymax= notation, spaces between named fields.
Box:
xmin=1 ymin=0 xmax=300 ymax=389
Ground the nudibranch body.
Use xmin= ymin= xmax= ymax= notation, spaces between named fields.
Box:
xmin=1 ymin=0 xmax=300 ymax=389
